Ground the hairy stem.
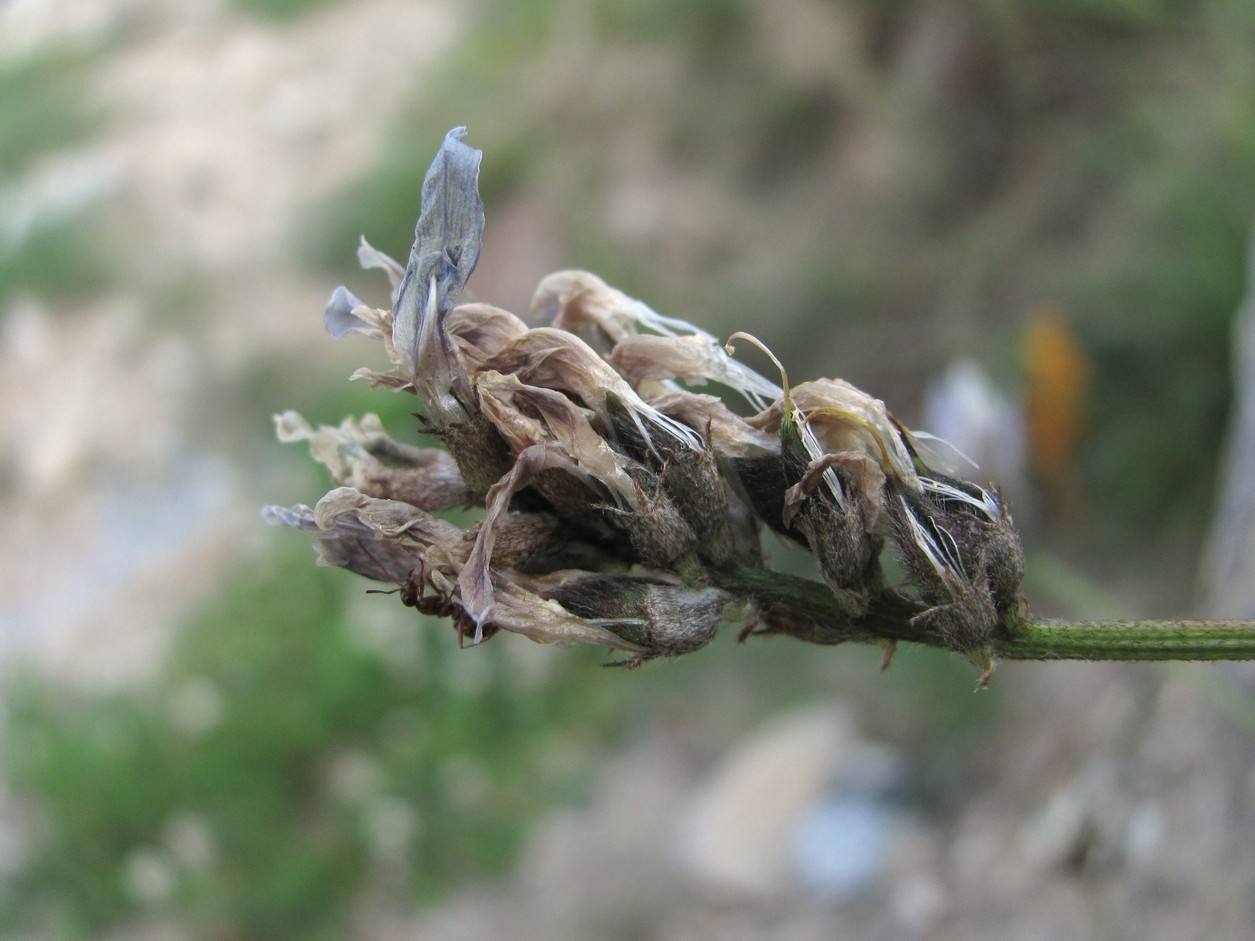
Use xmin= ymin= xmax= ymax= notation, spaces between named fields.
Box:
xmin=715 ymin=566 xmax=1255 ymax=662
xmin=995 ymin=618 xmax=1255 ymax=661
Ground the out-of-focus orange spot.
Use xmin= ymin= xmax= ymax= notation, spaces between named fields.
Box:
xmin=1025 ymin=308 xmax=1089 ymax=486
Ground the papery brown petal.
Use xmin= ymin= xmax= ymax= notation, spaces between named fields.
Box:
xmin=459 ymin=444 xmax=598 ymax=634
xmin=485 ymin=326 xmax=708 ymax=458
xmin=446 ymin=302 xmax=529 ymax=373
xmin=472 ymin=373 xmax=547 ymax=454
xmin=531 ymin=269 xmax=734 ymax=349
xmin=609 ymin=333 xmax=783 ymax=409
xmin=751 ymin=378 xmax=917 ymax=486
xmin=484 ymin=326 xmax=631 ymax=406
xmin=609 ymin=333 xmax=715 ymax=384
xmin=314 ymin=487 xmax=463 ymax=545
xmin=264 ymin=502 xmax=417 ymax=583
xmin=530 ymin=269 xmax=644 ymax=345
xmin=488 ymin=578 xmax=644 ymax=650
xmin=349 ymin=365 xmax=414 ymax=393
xmin=476 ymin=370 xmax=638 ymax=505
xmin=645 ymin=389 xmax=779 ymax=457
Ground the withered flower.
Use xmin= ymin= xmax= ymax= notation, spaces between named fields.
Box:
xmin=275 ymin=411 xmax=471 ymax=512
xmin=265 ymin=127 xmax=1028 ymax=679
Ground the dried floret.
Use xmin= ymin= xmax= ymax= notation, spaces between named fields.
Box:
xmin=275 ymin=411 xmax=472 ymax=511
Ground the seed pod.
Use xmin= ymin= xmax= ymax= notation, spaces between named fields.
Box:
xmin=727 ymin=451 xmax=789 ymax=534
xmin=918 ymin=474 xmax=1025 ymax=616
xmin=434 ymin=407 xmax=516 ymax=499
xmin=888 ymin=474 xmax=1024 ymax=654
xmin=603 ymin=390 xmax=732 ymax=565
xmin=779 ymin=411 xmax=885 ymax=613
xmin=536 ymin=573 xmax=729 ymax=663
xmin=463 ymin=510 xmax=617 ymax=575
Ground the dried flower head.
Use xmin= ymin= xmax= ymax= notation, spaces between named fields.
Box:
xmin=265 ymin=127 xmax=1027 ymax=679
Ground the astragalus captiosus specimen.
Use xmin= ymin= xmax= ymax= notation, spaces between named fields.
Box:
xmin=265 ymin=128 xmax=1255 ymax=684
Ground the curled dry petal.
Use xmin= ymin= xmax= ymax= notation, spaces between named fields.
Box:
xmin=532 ymin=269 xmax=702 ymax=344
xmin=323 ymin=290 xmax=403 ymax=369
xmin=782 ymin=450 xmax=887 ymax=531
xmin=475 ymin=370 xmax=638 ymax=505
xmin=314 ymin=487 xmax=463 ymax=545
xmin=644 ymin=389 xmax=779 ymax=458
xmin=275 ymin=411 xmax=472 ymax=511
xmin=459 ymin=443 xmax=599 ymax=636
xmin=753 ymin=379 xmax=917 ymax=484
xmin=487 ymin=578 xmax=643 ymax=651
xmin=264 ymin=495 xmax=639 ymax=652
xmin=349 ymin=364 xmax=414 ymax=393
xmin=484 ymin=326 xmax=635 ymax=404
xmin=325 ymin=242 xmax=403 ymax=357
xmin=484 ymin=327 xmax=704 ymax=454
xmin=356 ymin=236 xmax=405 ymax=300
xmin=610 ymin=333 xmax=783 ymax=409
xmin=263 ymin=501 xmax=430 ymax=584
xmin=323 ymin=286 xmax=374 ymax=338
xmin=445 ymin=302 xmax=530 ymax=374
xmin=535 ymin=271 xmax=781 ymax=409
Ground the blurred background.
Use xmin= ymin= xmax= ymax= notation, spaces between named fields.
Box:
xmin=2 ymin=0 xmax=1255 ymax=937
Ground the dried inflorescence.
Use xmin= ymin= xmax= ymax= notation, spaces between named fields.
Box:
xmin=264 ymin=127 xmax=1026 ymax=677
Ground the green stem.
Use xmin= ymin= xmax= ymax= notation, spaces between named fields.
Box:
xmin=715 ymin=566 xmax=1255 ymax=663
xmin=995 ymin=618 xmax=1255 ymax=661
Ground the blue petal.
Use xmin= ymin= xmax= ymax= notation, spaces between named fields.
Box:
xmin=323 ymin=285 xmax=372 ymax=338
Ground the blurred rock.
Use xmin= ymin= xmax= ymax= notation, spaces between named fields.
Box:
xmin=679 ymin=704 xmax=910 ymax=902
xmin=791 ymin=788 xmax=896 ymax=898
xmin=678 ymin=704 xmax=854 ymax=897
